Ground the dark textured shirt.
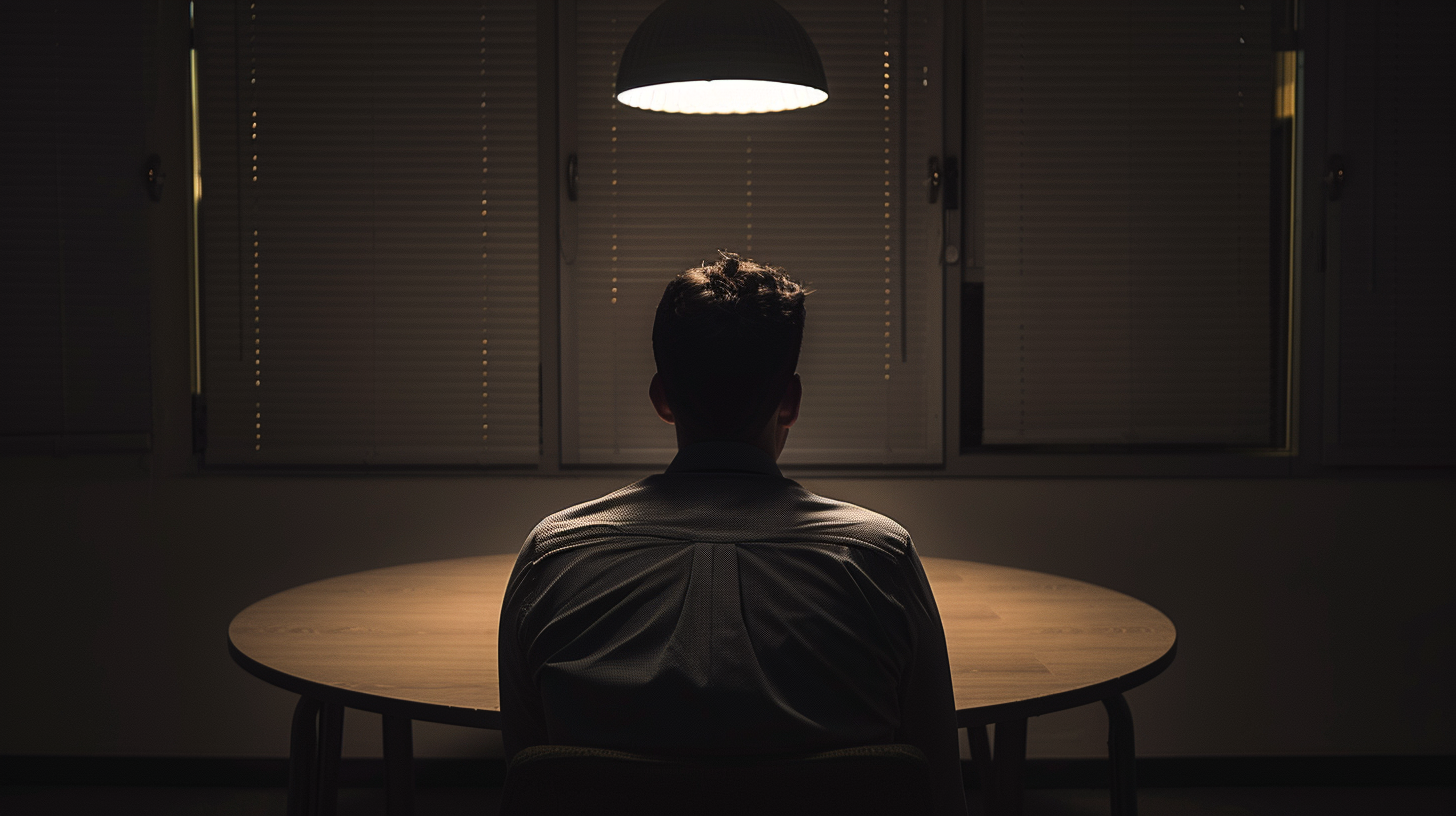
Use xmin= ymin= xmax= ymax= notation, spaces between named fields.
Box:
xmin=499 ymin=441 xmax=966 ymax=814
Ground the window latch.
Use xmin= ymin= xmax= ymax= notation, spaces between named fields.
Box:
xmin=929 ymin=156 xmax=960 ymax=209
xmin=145 ymin=154 xmax=165 ymax=202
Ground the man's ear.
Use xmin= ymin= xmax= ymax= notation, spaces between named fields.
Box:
xmin=778 ymin=373 xmax=802 ymax=428
xmin=649 ymin=373 xmax=675 ymax=425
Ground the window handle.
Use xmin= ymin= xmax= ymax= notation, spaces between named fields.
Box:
xmin=1325 ymin=154 xmax=1345 ymax=201
xmin=145 ymin=154 xmax=165 ymax=201
xmin=566 ymin=153 xmax=579 ymax=202
xmin=928 ymin=156 xmax=960 ymax=209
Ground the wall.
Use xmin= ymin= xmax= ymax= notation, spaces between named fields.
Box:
xmin=3 ymin=464 xmax=1452 ymax=760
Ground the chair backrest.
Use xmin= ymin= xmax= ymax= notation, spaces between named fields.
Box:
xmin=500 ymin=743 xmax=932 ymax=816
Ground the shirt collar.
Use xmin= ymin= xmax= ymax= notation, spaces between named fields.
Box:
xmin=665 ymin=440 xmax=783 ymax=478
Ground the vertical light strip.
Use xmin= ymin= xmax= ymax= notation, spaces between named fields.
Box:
xmin=882 ymin=0 xmax=893 ymax=381
xmin=1278 ymin=47 xmax=1298 ymax=451
xmin=480 ymin=5 xmax=491 ymax=446
xmin=609 ymin=16 xmax=621 ymax=451
xmin=188 ymin=2 xmax=203 ymax=396
xmin=1274 ymin=49 xmax=1296 ymax=120
xmin=248 ymin=1 xmax=262 ymax=452
xmin=745 ymin=135 xmax=753 ymax=252
xmin=897 ymin=0 xmax=908 ymax=363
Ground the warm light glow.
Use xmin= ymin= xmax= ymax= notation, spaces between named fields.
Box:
xmin=1275 ymin=50 xmax=1296 ymax=120
xmin=617 ymin=79 xmax=828 ymax=114
xmin=188 ymin=3 xmax=204 ymax=397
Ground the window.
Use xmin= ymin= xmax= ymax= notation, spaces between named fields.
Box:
xmin=197 ymin=1 xmax=540 ymax=465
xmin=194 ymin=0 xmax=1296 ymax=471
xmin=964 ymin=0 xmax=1287 ymax=450
xmin=560 ymin=0 xmax=943 ymax=465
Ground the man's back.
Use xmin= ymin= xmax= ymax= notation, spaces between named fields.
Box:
xmin=499 ymin=441 xmax=965 ymax=812
xmin=500 ymin=255 xmax=965 ymax=814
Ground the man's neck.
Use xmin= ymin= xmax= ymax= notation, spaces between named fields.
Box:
xmin=674 ymin=420 xmax=781 ymax=462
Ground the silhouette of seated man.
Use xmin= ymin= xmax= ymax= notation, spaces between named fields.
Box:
xmin=499 ymin=252 xmax=966 ymax=814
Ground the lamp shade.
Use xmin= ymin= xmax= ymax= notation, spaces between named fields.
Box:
xmin=615 ymin=0 xmax=829 ymax=114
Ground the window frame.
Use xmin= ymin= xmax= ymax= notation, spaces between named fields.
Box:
xmin=932 ymin=0 xmax=1301 ymax=478
xmin=190 ymin=0 xmax=1309 ymax=478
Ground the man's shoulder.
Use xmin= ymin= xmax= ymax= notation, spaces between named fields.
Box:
xmin=522 ymin=479 xmax=655 ymax=557
xmin=788 ymin=488 xmax=913 ymax=555
xmin=525 ymin=475 xmax=912 ymax=562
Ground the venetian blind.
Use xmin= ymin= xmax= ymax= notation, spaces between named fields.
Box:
xmin=197 ymin=0 xmax=539 ymax=465
xmin=561 ymin=0 xmax=944 ymax=466
xmin=979 ymin=0 xmax=1276 ymax=445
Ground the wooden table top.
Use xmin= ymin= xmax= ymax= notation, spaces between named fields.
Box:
xmin=229 ymin=555 xmax=1176 ymax=730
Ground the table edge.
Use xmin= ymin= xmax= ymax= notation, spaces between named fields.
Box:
xmin=228 ymin=556 xmax=1176 ymax=730
xmin=955 ymin=638 xmax=1178 ymax=727
xmin=227 ymin=633 xmax=502 ymax=730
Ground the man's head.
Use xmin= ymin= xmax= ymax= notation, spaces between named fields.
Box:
xmin=650 ymin=252 xmax=807 ymax=446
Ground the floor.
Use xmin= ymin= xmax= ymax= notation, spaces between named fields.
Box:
xmin=0 ymin=784 xmax=1452 ymax=816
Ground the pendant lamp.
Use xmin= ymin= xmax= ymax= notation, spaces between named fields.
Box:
xmin=615 ymin=0 xmax=829 ymax=114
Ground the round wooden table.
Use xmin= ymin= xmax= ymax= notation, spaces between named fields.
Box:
xmin=230 ymin=555 xmax=1175 ymax=816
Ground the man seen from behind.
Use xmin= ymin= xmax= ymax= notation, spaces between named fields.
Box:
xmin=498 ymin=252 xmax=966 ymax=814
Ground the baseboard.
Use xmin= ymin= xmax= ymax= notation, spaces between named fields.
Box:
xmin=0 ymin=757 xmax=502 ymax=788
xmin=1004 ymin=756 xmax=1455 ymax=789
xmin=2 ymin=755 xmax=1450 ymax=789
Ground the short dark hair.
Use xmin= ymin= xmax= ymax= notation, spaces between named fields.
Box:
xmin=652 ymin=252 xmax=808 ymax=438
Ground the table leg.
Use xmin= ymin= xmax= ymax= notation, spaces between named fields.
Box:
xmin=1103 ymin=693 xmax=1137 ymax=816
xmin=989 ymin=718 xmax=1028 ymax=816
xmin=288 ymin=696 xmax=322 ymax=816
xmin=317 ymin=702 xmax=344 ymax=816
xmin=967 ymin=724 xmax=993 ymax=799
xmin=383 ymin=715 xmax=415 ymax=816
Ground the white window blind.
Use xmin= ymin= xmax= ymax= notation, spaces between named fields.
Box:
xmin=561 ymin=0 xmax=944 ymax=466
xmin=197 ymin=0 xmax=539 ymax=465
xmin=979 ymin=0 xmax=1276 ymax=445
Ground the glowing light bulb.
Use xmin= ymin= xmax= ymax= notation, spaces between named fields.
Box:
xmin=617 ymin=79 xmax=828 ymax=114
